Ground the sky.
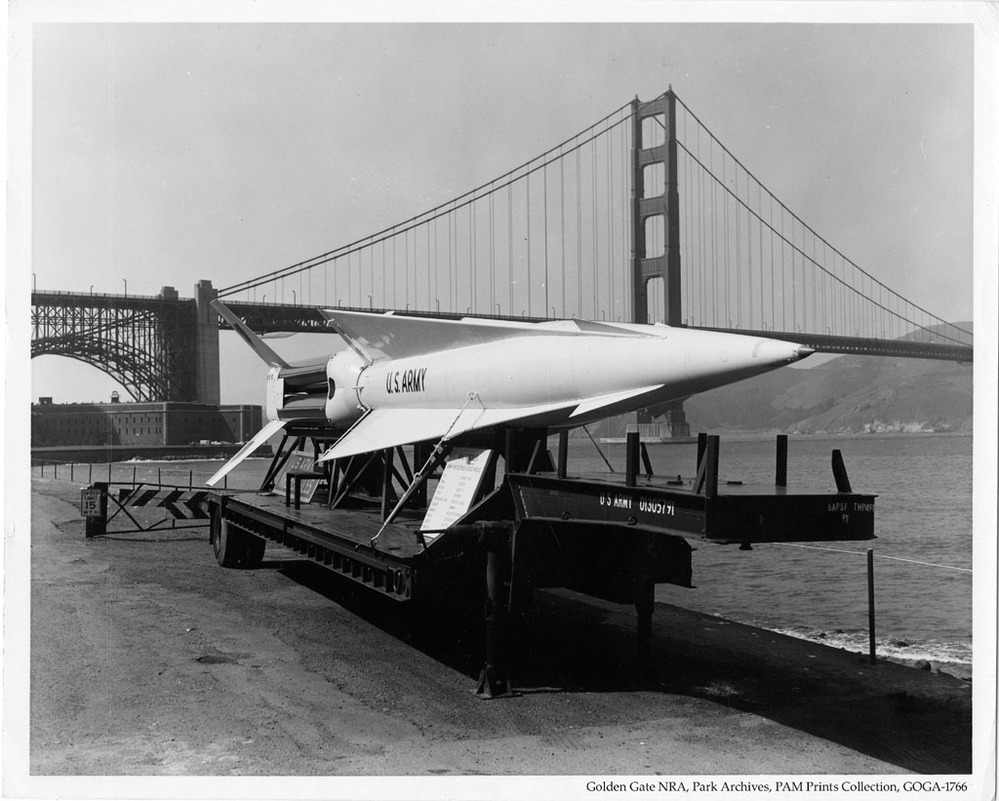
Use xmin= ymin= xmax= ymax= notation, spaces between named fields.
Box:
xmin=17 ymin=10 xmax=984 ymax=408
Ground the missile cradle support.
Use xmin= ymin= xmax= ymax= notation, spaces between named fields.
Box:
xmin=207 ymin=425 xmax=876 ymax=697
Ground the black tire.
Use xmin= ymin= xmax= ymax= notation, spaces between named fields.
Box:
xmin=239 ymin=533 xmax=266 ymax=569
xmin=213 ymin=520 xmax=263 ymax=569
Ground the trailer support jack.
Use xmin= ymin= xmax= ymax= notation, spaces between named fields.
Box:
xmin=467 ymin=523 xmax=519 ymax=700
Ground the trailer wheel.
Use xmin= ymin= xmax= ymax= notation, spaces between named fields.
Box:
xmin=214 ymin=520 xmax=263 ymax=569
xmin=238 ymin=533 xmax=266 ymax=569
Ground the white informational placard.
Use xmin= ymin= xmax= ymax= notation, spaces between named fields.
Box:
xmin=421 ymin=448 xmax=493 ymax=539
xmin=275 ymin=451 xmax=322 ymax=504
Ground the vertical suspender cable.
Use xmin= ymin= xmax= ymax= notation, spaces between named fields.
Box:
xmin=490 ymin=190 xmax=495 ymax=314
xmin=527 ymin=168 xmax=532 ymax=316
xmin=736 ymin=168 xmax=742 ymax=327
xmin=592 ymin=138 xmax=598 ymax=318
xmin=471 ymin=200 xmax=476 ymax=313
xmin=700 ymin=133 xmax=706 ymax=326
xmin=560 ymin=153 xmax=565 ymax=317
xmin=543 ymin=161 xmax=549 ymax=316
xmin=605 ymin=126 xmax=617 ymax=320
xmin=724 ymin=154 xmax=730 ymax=327
xmin=711 ymin=143 xmax=718 ymax=327
xmin=508 ymin=183 xmax=513 ymax=315
xmin=450 ymin=204 xmax=455 ymax=312
xmin=791 ymin=219 xmax=797 ymax=332
xmin=576 ymin=144 xmax=582 ymax=317
xmin=621 ymin=115 xmax=629 ymax=319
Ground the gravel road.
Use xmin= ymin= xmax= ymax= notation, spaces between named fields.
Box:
xmin=26 ymin=476 xmax=971 ymax=782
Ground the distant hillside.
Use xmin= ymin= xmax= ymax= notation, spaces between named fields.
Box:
xmin=587 ymin=324 xmax=974 ymax=437
xmin=683 ymin=325 xmax=973 ymax=435
xmin=684 ymin=352 xmax=972 ymax=435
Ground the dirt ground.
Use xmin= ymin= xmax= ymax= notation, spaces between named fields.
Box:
xmin=23 ymin=476 xmax=972 ymax=781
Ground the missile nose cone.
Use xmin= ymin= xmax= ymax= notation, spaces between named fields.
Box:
xmin=795 ymin=345 xmax=815 ymax=359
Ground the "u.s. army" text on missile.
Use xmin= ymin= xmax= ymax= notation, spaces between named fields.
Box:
xmin=386 ymin=367 xmax=428 ymax=394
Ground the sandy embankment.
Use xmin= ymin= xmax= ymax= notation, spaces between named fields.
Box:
xmin=24 ymin=476 xmax=971 ymax=776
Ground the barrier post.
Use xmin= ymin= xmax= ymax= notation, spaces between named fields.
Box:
xmin=82 ymin=483 xmax=108 ymax=538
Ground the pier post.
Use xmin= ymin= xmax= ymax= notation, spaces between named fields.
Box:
xmin=775 ymin=434 xmax=788 ymax=488
xmin=640 ymin=442 xmax=655 ymax=479
xmin=695 ymin=435 xmax=719 ymax=498
xmin=625 ymin=431 xmax=640 ymax=487
xmin=832 ymin=449 xmax=852 ymax=493
xmin=867 ymin=548 xmax=877 ymax=665
xmin=696 ymin=432 xmax=707 ymax=473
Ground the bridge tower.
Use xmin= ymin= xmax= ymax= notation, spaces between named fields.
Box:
xmin=630 ymin=88 xmax=689 ymax=437
xmin=194 ymin=279 xmax=221 ymax=405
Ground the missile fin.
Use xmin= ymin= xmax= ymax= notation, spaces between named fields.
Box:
xmin=205 ymin=419 xmax=287 ymax=487
xmin=319 ymin=309 xmax=598 ymax=361
xmin=317 ymin=400 xmax=578 ymax=463
xmin=569 ymin=385 xmax=663 ymax=419
xmin=211 ymin=300 xmax=289 ymax=368
xmin=562 ymin=319 xmax=656 ymax=337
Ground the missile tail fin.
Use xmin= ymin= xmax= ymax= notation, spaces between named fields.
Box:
xmin=212 ymin=300 xmax=289 ymax=368
xmin=318 ymin=309 xmax=615 ymax=362
xmin=569 ymin=384 xmax=663 ymax=419
xmin=206 ymin=419 xmax=286 ymax=487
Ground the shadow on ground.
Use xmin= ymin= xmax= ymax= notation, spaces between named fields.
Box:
xmin=278 ymin=559 xmax=972 ymax=774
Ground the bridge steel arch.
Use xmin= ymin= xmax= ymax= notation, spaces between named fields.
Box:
xmin=31 ymin=283 xmax=220 ymax=404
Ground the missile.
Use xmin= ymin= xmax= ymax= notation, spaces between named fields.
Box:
xmin=206 ymin=302 xmax=812 ymax=485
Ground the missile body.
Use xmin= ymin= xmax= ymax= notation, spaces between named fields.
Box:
xmin=206 ymin=304 xmax=811 ymax=485
xmin=332 ymin=327 xmax=806 ymax=426
xmin=316 ymin=314 xmax=811 ymax=463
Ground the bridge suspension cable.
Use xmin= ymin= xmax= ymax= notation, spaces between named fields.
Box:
xmin=671 ymin=95 xmax=972 ymax=349
xmin=217 ymin=89 xmax=970 ymax=360
xmin=219 ymin=100 xmax=637 ymax=323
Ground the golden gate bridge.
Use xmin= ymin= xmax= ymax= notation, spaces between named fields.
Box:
xmin=31 ymin=89 xmax=974 ymax=406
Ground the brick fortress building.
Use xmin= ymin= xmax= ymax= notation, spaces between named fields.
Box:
xmin=31 ymin=396 xmax=261 ymax=449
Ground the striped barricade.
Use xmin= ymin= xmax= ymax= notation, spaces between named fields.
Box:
xmin=117 ymin=487 xmax=212 ymax=521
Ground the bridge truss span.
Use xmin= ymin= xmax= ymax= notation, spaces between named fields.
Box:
xmin=31 ymin=290 xmax=200 ymax=402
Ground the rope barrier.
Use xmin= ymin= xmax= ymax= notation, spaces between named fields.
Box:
xmin=775 ymin=541 xmax=972 ymax=574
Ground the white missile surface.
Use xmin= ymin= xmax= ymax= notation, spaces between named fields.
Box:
xmin=206 ymin=303 xmax=811 ymax=486
xmin=315 ymin=310 xmax=812 ymax=463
